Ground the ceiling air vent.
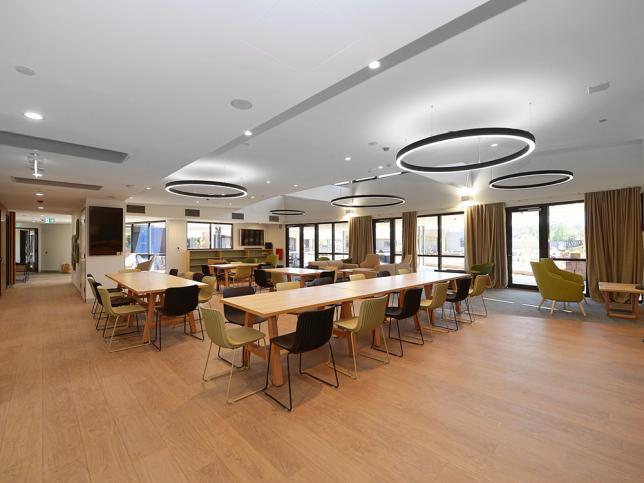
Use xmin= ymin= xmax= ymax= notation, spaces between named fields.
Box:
xmin=231 ymin=212 xmax=244 ymax=220
xmin=185 ymin=209 xmax=200 ymax=217
xmin=587 ymin=81 xmax=610 ymax=95
xmin=126 ymin=204 xmax=146 ymax=214
xmin=11 ymin=176 xmax=102 ymax=190
xmin=0 ymin=130 xmax=129 ymax=163
xmin=269 ymin=215 xmax=280 ymax=222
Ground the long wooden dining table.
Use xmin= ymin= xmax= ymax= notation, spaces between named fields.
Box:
xmin=222 ymin=271 xmax=468 ymax=385
xmin=263 ymin=267 xmax=324 ymax=285
xmin=209 ymin=262 xmax=261 ymax=288
xmin=105 ymin=271 xmax=206 ymax=344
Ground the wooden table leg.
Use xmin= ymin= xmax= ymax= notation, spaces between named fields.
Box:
xmin=186 ymin=311 xmax=197 ymax=334
xmin=267 ymin=315 xmax=283 ymax=386
xmin=633 ymin=293 xmax=640 ymax=319
xmin=143 ymin=294 xmax=155 ymax=343
xmin=602 ymin=290 xmax=611 ymax=316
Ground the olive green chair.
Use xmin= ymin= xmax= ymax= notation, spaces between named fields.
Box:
xmin=276 ymin=281 xmax=300 ymax=291
xmin=540 ymin=258 xmax=584 ymax=287
xmin=265 ymin=254 xmax=279 ymax=267
xmin=242 ymin=257 xmax=257 ymax=263
xmin=349 ymin=273 xmax=366 ymax=281
xmin=97 ymin=286 xmax=147 ymax=352
xmin=332 ymin=295 xmax=390 ymax=379
xmin=231 ymin=265 xmax=252 ymax=286
xmin=317 ymin=256 xmax=331 ymax=261
xmin=468 ymin=275 xmax=490 ymax=318
xmin=469 ymin=263 xmax=494 ymax=276
xmin=182 ymin=271 xmax=195 ymax=280
xmin=201 ymin=307 xmax=267 ymax=404
xmin=419 ymin=282 xmax=449 ymax=340
xmin=198 ymin=276 xmax=216 ymax=307
xmin=530 ymin=261 xmax=586 ymax=316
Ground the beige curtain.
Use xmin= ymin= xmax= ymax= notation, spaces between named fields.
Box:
xmin=585 ymin=186 xmax=643 ymax=302
xmin=402 ymin=211 xmax=417 ymax=271
xmin=349 ymin=215 xmax=373 ymax=264
xmin=465 ymin=202 xmax=508 ymax=288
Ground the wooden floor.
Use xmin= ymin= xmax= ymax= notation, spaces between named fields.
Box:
xmin=1 ymin=275 xmax=644 ymax=482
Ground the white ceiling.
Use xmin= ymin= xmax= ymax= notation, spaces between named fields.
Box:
xmin=1 ymin=0 xmax=643 ymax=220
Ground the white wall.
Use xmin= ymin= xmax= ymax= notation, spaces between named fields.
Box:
xmin=40 ymin=223 xmax=72 ymax=271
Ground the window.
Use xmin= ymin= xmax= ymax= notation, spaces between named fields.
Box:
xmin=125 ymin=221 xmax=166 ymax=271
xmin=394 ymin=218 xmax=403 ymax=263
xmin=286 ymin=222 xmax=350 ymax=267
xmin=374 ymin=220 xmax=392 ymax=262
xmin=187 ymin=222 xmax=233 ymax=249
xmin=416 ymin=213 xmax=464 ymax=271
xmin=548 ymin=202 xmax=586 ymax=283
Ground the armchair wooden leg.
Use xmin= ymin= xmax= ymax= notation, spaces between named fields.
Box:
xmin=578 ymin=301 xmax=587 ymax=317
xmin=550 ymin=300 xmax=556 ymax=315
xmin=538 ymin=298 xmax=545 ymax=310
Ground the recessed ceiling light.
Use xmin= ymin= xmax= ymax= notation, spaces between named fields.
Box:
xmin=228 ymin=202 xmax=232 ymax=206
xmin=231 ymin=99 xmax=253 ymax=110
xmin=24 ymin=111 xmax=43 ymax=120
xmin=368 ymin=141 xmax=378 ymax=146
xmin=196 ymin=200 xmax=199 ymax=204
xmin=378 ymin=166 xmax=384 ymax=169
xmin=490 ymin=143 xmax=499 ymax=147
xmin=368 ymin=60 xmax=381 ymax=69
xmin=250 ymin=195 xmax=255 ymax=199
xmin=128 ymin=196 xmax=134 ymax=199
xmin=35 ymin=192 xmax=43 ymax=196
xmin=145 ymin=186 xmax=151 ymax=190
xmin=293 ymin=184 xmax=299 ymax=187
xmin=244 ymin=130 xmax=253 ymax=137
xmin=38 ymin=206 xmax=44 ymax=210
xmin=599 ymin=118 xmax=608 ymax=123
xmin=265 ymin=180 xmax=271 ymax=184
xmin=345 ymin=156 xmax=351 ymax=161
xmin=334 ymin=181 xmax=350 ymax=186
xmin=378 ymin=171 xmax=403 ymax=179
xmin=15 ymin=65 xmax=36 ymax=76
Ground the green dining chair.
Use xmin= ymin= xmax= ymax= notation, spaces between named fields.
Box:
xmin=97 ymin=286 xmax=147 ymax=352
xmin=419 ymin=282 xmax=449 ymax=340
xmin=332 ymin=295 xmax=390 ymax=379
xmin=201 ymin=307 xmax=267 ymax=404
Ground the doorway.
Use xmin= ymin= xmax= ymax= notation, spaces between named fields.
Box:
xmin=286 ymin=225 xmax=316 ymax=268
xmin=16 ymin=227 xmax=38 ymax=272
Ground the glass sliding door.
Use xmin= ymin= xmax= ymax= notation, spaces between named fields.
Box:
xmin=303 ymin=226 xmax=316 ymax=267
xmin=333 ymin=222 xmax=349 ymax=260
xmin=508 ymin=208 xmax=541 ymax=287
xmin=317 ymin=223 xmax=333 ymax=260
xmin=374 ymin=221 xmax=392 ymax=262
xmin=548 ymin=202 xmax=586 ymax=287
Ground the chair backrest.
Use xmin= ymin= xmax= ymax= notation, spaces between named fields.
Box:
xmin=222 ymin=285 xmax=255 ymax=320
xmin=193 ymin=272 xmax=204 ymax=282
xmin=169 ymin=268 xmax=179 ymax=276
xmin=320 ymin=270 xmax=336 ymax=282
xmin=88 ymin=278 xmax=100 ymax=302
xmin=136 ymin=257 xmax=154 ymax=271
xmin=397 ymin=287 xmax=424 ymax=319
xmin=307 ymin=277 xmax=333 ymax=287
xmin=242 ymin=257 xmax=257 ymax=263
xmin=200 ymin=276 xmax=216 ymax=299
xmin=470 ymin=262 xmax=494 ymax=275
xmin=257 ymin=263 xmax=272 ymax=270
xmin=317 ymin=256 xmax=331 ymax=261
xmin=201 ymin=264 xmax=211 ymax=276
xmin=272 ymin=272 xmax=288 ymax=284
xmin=355 ymin=295 xmax=388 ymax=332
xmin=119 ymin=268 xmax=141 ymax=273
xmin=265 ymin=254 xmax=278 ymax=267
xmin=470 ymin=275 xmax=489 ymax=296
xmin=349 ymin=274 xmax=366 ymax=281
xmin=235 ymin=266 xmax=252 ymax=279
xmin=360 ymin=254 xmax=380 ymax=269
xmin=450 ymin=276 xmax=472 ymax=302
xmin=254 ymin=269 xmax=272 ymax=288
xmin=97 ymin=286 xmax=116 ymax=315
xmin=397 ymin=268 xmax=410 ymax=275
xmin=425 ymin=282 xmax=449 ymax=310
xmin=163 ymin=285 xmax=199 ymax=316
xmin=182 ymin=271 xmax=195 ymax=280
xmin=276 ymin=281 xmax=300 ymax=291
xmin=290 ymin=307 xmax=335 ymax=353
xmin=377 ymin=270 xmax=391 ymax=277
xmin=201 ymin=307 xmax=234 ymax=349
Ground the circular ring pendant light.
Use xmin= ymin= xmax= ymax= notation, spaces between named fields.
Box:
xmin=330 ymin=194 xmax=405 ymax=208
xmin=396 ymin=127 xmax=536 ymax=173
xmin=165 ymin=180 xmax=247 ymax=199
xmin=489 ymin=169 xmax=573 ymax=190
xmin=270 ymin=209 xmax=305 ymax=216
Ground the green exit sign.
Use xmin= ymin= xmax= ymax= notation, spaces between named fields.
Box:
xmin=44 ymin=217 xmax=56 ymax=224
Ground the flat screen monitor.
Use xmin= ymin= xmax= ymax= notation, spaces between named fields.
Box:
xmin=89 ymin=206 xmax=123 ymax=255
xmin=240 ymin=228 xmax=264 ymax=246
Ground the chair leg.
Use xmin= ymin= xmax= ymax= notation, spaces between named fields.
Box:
xmin=202 ymin=342 xmax=213 ymax=381
xmin=263 ymin=343 xmax=293 ymax=411
xmin=538 ymin=298 xmax=545 ymax=310
xmin=388 ymin=315 xmax=425 ymax=346
xmin=421 ymin=308 xmax=434 ymax=341
xmin=299 ymin=347 xmax=340 ymax=388
xmin=578 ymin=301 xmax=587 ymax=317
xmin=482 ymin=296 xmax=488 ymax=317
xmin=373 ymin=318 xmax=403 ymax=357
xmin=151 ymin=312 xmax=162 ymax=351
xmin=218 ymin=345 xmax=245 ymax=369
xmin=550 ymin=300 xmax=556 ymax=315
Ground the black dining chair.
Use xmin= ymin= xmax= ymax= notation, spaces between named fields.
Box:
xmin=305 ymin=276 xmax=334 ymax=287
xmin=192 ymin=272 xmax=204 ymax=282
xmin=319 ymin=270 xmax=336 ymax=282
xmin=377 ymin=270 xmax=391 ymax=277
xmin=169 ymin=268 xmax=179 ymax=276
xmin=222 ymin=286 xmax=267 ymax=366
xmin=381 ymin=287 xmax=424 ymax=357
xmin=254 ymin=269 xmax=275 ymax=292
xmin=152 ymin=285 xmax=200 ymax=351
xmin=201 ymin=264 xmax=211 ymax=276
xmin=264 ymin=307 xmax=339 ymax=411
xmin=436 ymin=276 xmax=473 ymax=331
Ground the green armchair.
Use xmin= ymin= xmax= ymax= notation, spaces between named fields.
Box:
xmin=469 ymin=262 xmax=494 ymax=276
xmin=530 ymin=261 xmax=586 ymax=316
xmin=540 ymin=258 xmax=583 ymax=287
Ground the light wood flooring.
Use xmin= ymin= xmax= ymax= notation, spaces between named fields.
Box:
xmin=1 ymin=275 xmax=644 ymax=482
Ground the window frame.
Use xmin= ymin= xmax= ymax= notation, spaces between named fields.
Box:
xmin=186 ymin=221 xmax=233 ymax=250
xmin=285 ymin=221 xmax=350 ymax=267
xmin=125 ymin=220 xmax=167 ymax=271
xmin=416 ymin=211 xmax=465 ymax=271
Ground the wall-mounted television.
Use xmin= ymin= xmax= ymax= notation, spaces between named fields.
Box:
xmin=89 ymin=206 xmax=123 ymax=255
xmin=240 ymin=228 xmax=264 ymax=246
